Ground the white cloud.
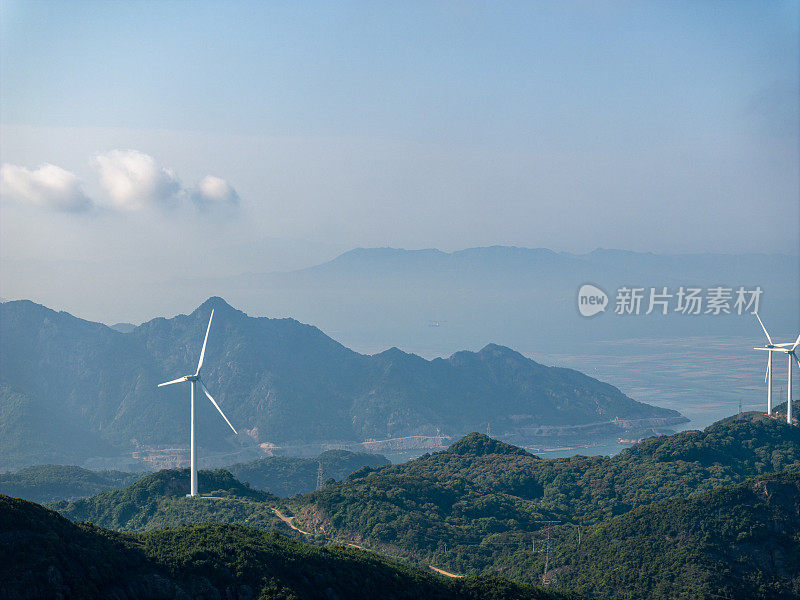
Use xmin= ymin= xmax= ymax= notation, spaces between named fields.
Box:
xmin=191 ymin=175 xmax=240 ymax=213
xmin=1 ymin=151 xmax=242 ymax=217
xmin=92 ymin=149 xmax=181 ymax=210
xmin=0 ymin=163 xmax=92 ymax=212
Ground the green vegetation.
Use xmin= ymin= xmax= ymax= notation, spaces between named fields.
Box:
xmin=45 ymin=414 xmax=800 ymax=598
xmin=227 ymin=449 xmax=391 ymax=497
xmin=0 ymin=464 xmax=141 ymax=503
xmin=286 ymin=415 xmax=800 ymax=581
xmin=1 ymin=494 xmax=580 ymax=600
xmin=559 ymin=472 xmax=800 ymax=599
xmin=51 ymin=468 xmax=294 ymax=533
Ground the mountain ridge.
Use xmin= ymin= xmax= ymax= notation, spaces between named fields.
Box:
xmin=186 ymin=245 xmax=797 ymax=355
xmin=0 ymin=297 xmax=681 ymax=471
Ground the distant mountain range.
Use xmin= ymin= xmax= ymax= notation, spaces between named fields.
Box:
xmin=0 ymin=297 xmax=682 ymax=471
xmin=179 ymin=246 xmax=799 ymax=354
xmin=109 ymin=322 xmax=137 ymax=334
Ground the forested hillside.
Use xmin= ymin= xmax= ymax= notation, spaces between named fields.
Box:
xmin=1 ymin=494 xmax=580 ymax=600
xmin=51 ymin=469 xmax=292 ymax=533
xmin=286 ymin=414 xmax=800 ymax=580
xmin=559 ymin=472 xmax=800 ymax=599
xmin=49 ymin=413 xmax=800 ymax=599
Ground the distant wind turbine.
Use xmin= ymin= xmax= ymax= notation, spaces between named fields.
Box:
xmin=157 ymin=309 xmax=237 ymax=496
xmin=754 ymin=313 xmax=800 ymax=425
xmin=754 ymin=314 xmax=779 ymax=415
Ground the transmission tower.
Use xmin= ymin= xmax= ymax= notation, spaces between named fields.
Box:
xmin=316 ymin=461 xmax=324 ymax=490
xmin=534 ymin=520 xmax=561 ymax=586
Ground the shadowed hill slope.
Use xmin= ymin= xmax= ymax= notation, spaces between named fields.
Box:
xmin=559 ymin=472 xmax=800 ymax=599
xmin=1 ymin=494 xmax=582 ymax=600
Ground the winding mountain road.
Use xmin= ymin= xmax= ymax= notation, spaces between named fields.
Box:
xmin=270 ymin=507 xmax=463 ymax=577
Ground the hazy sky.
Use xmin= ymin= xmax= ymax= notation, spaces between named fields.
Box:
xmin=1 ymin=1 xmax=798 ymax=320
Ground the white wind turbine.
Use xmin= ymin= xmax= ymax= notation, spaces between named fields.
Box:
xmin=754 ymin=313 xmax=800 ymax=424
xmin=157 ymin=309 xmax=237 ymax=496
xmin=755 ymin=313 xmax=779 ymax=415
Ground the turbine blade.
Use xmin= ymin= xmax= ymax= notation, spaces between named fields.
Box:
xmin=791 ymin=334 xmax=800 ymax=352
xmin=199 ymin=379 xmax=237 ymax=435
xmin=196 ymin=309 xmax=214 ymax=375
xmin=754 ymin=347 xmax=788 ymax=353
xmin=765 ymin=360 xmax=770 ymax=383
xmin=755 ymin=313 xmax=773 ymax=345
xmin=158 ymin=377 xmax=186 ymax=387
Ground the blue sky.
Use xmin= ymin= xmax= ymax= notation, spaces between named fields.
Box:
xmin=3 ymin=2 xmax=796 ymax=142
xmin=0 ymin=1 xmax=798 ymax=320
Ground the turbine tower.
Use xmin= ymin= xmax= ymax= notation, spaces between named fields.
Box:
xmin=754 ymin=314 xmax=778 ymax=414
xmin=157 ymin=309 xmax=237 ymax=496
xmin=754 ymin=314 xmax=800 ymax=425
xmin=786 ymin=336 xmax=800 ymax=424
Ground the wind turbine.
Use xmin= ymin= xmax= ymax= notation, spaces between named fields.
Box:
xmin=157 ymin=309 xmax=237 ymax=496
xmin=754 ymin=314 xmax=779 ymax=415
xmin=754 ymin=314 xmax=800 ymax=424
